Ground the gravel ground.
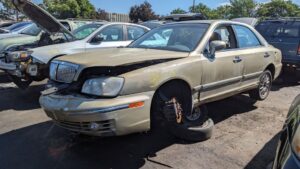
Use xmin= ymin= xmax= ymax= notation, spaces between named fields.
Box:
xmin=0 ymin=73 xmax=299 ymax=169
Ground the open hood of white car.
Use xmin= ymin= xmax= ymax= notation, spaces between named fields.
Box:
xmin=12 ymin=0 xmax=74 ymax=38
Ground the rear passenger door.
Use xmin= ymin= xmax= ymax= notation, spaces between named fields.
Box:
xmin=232 ymin=25 xmax=267 ymax=86
xmin=86 ymin=24 xmax=126 ymax=50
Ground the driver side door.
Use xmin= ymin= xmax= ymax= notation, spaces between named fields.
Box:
xmin=200 ymin=25 xmax=244 ymax=102
xmin=85 ymin=24 xmax=126 ymax=51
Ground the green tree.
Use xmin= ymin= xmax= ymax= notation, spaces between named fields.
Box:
xmin=189 ymin=3 xmax=218 ymax=19
xmin=43 ymin=0 xmax=95 ymax=19
xmin=229 ymin=0 xmax=256 ymax=18
xmin=256 ymin=0 xmax=300 ymax=18
xmin=171 ymin=8 xmax=186 ymax=14
xmin=215 ymin=5 xmax=233 ymax=19
xmin=129 ymin=1 xmax=158 ymax=23
xmin=93 ymin=8 xmax=109 ymax=21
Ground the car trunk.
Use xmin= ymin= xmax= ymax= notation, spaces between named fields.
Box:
xmin=256 ymin=20 xmax=300 ymax=62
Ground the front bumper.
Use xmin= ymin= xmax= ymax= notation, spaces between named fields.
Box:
xmin=39 ymin=91 xmax=155 ymax=136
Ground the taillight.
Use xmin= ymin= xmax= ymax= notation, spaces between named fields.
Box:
xmin=298 ymin=43 xmax=300 ymax=55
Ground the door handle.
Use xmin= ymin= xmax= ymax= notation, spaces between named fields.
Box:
xmin=264 ymin=53 xmax=270 ymax=58
xmin=233 ymin=56 xmax=242 ymax=63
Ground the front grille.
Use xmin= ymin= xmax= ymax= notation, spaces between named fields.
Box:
xmin=54 ymin=120 xmax=116 ymax=135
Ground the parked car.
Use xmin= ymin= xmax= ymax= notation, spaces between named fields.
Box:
xmin=256 ymin=18 xmax=300 ymax=75
xmin=0 ymin=0 xmax=89 ymax=56
xmin=272 ymin=95 xmax=300 ymax=169
xmin=163 ymin=13 xmax=206 ymax=22
xmin=0 ymin=21 xmax=17 ymax=28
xmin=0 ymin=21 xmax=32 ymax=34
xmin=40 ymin=20 xmax=282 ymax=141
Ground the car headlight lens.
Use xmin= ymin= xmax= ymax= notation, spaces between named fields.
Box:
xmin=81 ymin=77 xmax=124 ymax=97
xmin=50 ymin=61 xmax=79 ymax=83
xmin=6 ymin=51 xmax=33 ymax=62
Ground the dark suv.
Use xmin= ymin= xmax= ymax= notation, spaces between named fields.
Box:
xmin=256 ymin=18 xmax=300 ymax=71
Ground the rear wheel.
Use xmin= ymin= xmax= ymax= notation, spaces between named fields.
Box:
xmin=151 ymin=82 xmax=214 ymax=142
xmin=249 ymin=70 xmax=272 ymax=100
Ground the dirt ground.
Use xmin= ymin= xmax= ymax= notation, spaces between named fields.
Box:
xmin=0 ymin=73 xmax=299 ymax=169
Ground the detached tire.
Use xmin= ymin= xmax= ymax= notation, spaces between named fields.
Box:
xmin=249 ymin=70 xmax=272 ymax=101
xmin=151 ymin=82 xmax=214 ymax=142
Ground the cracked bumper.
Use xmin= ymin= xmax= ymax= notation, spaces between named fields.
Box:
xmin=39 ymin=91 xmax=155 ymax=136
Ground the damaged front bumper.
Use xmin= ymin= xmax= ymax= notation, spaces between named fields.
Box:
xmin=39 ymin=91 xmax=155 ymax=136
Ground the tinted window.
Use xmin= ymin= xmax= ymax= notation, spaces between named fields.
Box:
xmin=233 ymin=25 xmax=261 ymax=48
xmin=256 ymin=21 xmax=300 ymax=38
xmin=127 ymin=26 xmax=146 ymax=40
xmin=98 ymin=25 xmax=123 ymax=41
xmin=129 ymin=23 xmax=209 ymax=52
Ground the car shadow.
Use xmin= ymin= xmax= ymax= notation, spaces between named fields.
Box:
xmin=244 ymin=133 xmax=281 ymax=169
xmin=0 ymin=84 xmax=44 ymax=111
xmin=272 ymin=72 xmax=300 ymax=91
xmin=0 ymin=94 xmax=263 ymax=169
xmin=0 ymin=121 xmax=177 ymax=169
xmin=0 ymin=72 xmax=11 ymax=83
xmin=207 ymin=94 xmax=258 ymax=124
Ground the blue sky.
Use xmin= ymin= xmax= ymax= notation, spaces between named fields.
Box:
xmin=34 ymin=0 xmax=300 ymax=15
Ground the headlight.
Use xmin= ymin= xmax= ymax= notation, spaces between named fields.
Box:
xmin=81 ymin=77 xmax=124 ymax=97
xmin=50 ymin=61 xmax=79 ymax=83
xmin=6 ymin=51 xmax=33 ymax=62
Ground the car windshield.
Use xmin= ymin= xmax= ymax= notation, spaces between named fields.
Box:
xmin=20 ymin=24 xmax=41 ymax=36
xmin=129 ymin=23 xmax=209 ymax=52
xmin=256 ymin=21 xmax=300 ymax=38
xmin=73 ymin=23 xmax=103 ymax=40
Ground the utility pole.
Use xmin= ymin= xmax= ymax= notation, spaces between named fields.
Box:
xmin=192 ymin=0 xmax=196 ymax=13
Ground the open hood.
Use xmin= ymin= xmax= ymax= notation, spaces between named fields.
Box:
xmin=12 ymin=0 xmax=74 ymax=38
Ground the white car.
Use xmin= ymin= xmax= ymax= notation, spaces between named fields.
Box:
xmin=0 ymin=0 xmax=149 ymax=89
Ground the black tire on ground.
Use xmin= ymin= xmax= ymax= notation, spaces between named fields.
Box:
xmin=249 ymin=70 xmax=272 ymax=101
xmin=151 ymin=82 xmax=214 ymax=142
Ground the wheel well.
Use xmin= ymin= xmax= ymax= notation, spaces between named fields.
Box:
xmin=151 ymin=79 xmax=192 ymax=112
xmin=265 ymin=64 xmax=275 ymax=79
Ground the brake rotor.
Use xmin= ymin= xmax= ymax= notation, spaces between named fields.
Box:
xmin=163 ymin=97 xmax=183 ymax=124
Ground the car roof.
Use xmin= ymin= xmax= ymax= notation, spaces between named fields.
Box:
xmin=164 ymin=20 xmax=249 ymax=26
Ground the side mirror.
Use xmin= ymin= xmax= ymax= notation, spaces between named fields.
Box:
xmin=209 ymin=40 xmax=226 ymax=58
xmin=91 ymin=36 xmax=104 ymax=44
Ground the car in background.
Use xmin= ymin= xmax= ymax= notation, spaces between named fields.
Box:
xmin=0 ymin=21 xmax=17 ymax=28
xmin=40 ymin=20 xmax=281 ymax=141
xmin=0 ymin=21 xmax=32 ymax=34
xmin=232 ymin=17 xmax=258 ymax=27
xmin=256 ymin=18 xmax=300 ymax=75
xmin=163 ymin=13 xmax=206 ymax=22
xmin=140 ymin=20 xmax=165 ymax=29
xmin=0 ymin=1 xmax=149 ymax=89
xmin=272 ymin=95 xmax=300 ymax=169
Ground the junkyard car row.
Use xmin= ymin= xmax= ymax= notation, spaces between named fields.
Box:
xmin=1 ymin=0 xmax=300 ymax=168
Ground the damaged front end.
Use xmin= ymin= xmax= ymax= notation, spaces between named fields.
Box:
xmin=0 ymin=51 xmax=48 ymax=89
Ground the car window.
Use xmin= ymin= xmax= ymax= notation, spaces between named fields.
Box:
xmin=20 ymin=24 xmax=41 ymax=36
xmin=256 ymin=21 xmax=300 ymax=38
xmin=129 ymin=23 xmax=209 ymax=52
xmin=127 ymin=25 xmax=146 ymax=40
xmin=60 ymin=22 xmax=71 ymax=31
xmin=97 ymin=25 xmax=123 ymax=41
xmin=73 ymin=23 xmax=102 ymax=40
xmin=233 ymin=25 xmax=261 ymax=48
